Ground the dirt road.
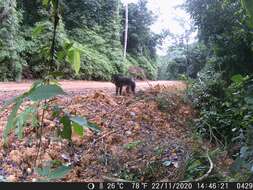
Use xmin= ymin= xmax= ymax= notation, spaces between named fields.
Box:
xmin=0 ymin=80 xmax=186 ymax=104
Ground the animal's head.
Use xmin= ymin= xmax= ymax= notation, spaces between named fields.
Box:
xmin=111 ymin=74 xmax=122 ymax=83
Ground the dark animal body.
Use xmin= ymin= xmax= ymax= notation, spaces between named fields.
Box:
xmin=112 ymin=74 xmax=136 ymax=95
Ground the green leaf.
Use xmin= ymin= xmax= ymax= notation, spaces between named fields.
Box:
xmin=60 ymin=115 xmax=72 ymax=140
xmin=72 ymin=123 xmax=84 ymax=136
xmin=35 ymin=166 xmax=50 ymax=177
xmin=36 ymin=162 xmax=71 ymax=181
xmin=246 ymin=19 xmax=253 ymax=29
xmin=231 ymin=74 xmax=244 ymax=83
xmin=56 ymin=51 xmax=66 ymax=62
xmin=87 ymin=121 xmax=101 ymax=133
xmin=67 ymin=48 xmax=81 ymax=75
xmin=241 ymin=0 xmax=253 ymax=28
xmin=51 ymin=160 xmax=62 ymax=167
xmin=51 ymin=0 xmax=59 ymax=10
xmin=23 ymin=80 xmax=43 ymax=98
xmin=28 ymin=84 xmax=66 ymax=101
xmin=70 ymin=116 xmax=87 ymax=126
xmin=42 ymin=0 xmax=51 ymax=6
xmin=30 ymin=80 xmax=43 ymax=89
xmin=48 ymin=165 xmax=71 ymax=180
xmin=3 ymin=99 xmax=23 ymax=142
xmin=32 ymin=24 xmax=45 ymax=38
xmin=51 ymin=106 xmax=62 ymax=119
xmin=242 ymin=0 xmax=253 ymax=18
xmin=70 ymin=117 xmax=101 ymax=133
xmin=16 ymin=107 xmax=36 ymax=139
xmin=187 ymin=160 xmax=202 ymax=171
xmin=245 ymin=96 xmax=253 ymax=105
xmin=2 ymin=81 xmax=43 ymax=142
xmin=31 ymin=114 xmax=39 ymax=129
xmin=64 ymin=42 xmax=74 ymax=50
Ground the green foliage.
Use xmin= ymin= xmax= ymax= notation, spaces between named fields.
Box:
xmin=241 ymin=0 xmax=253 ymax=26
xmin=184 ymin=152 xmax=210 ymax=181
xmin=32 ymin=23 xmax=46 ymax=38
xmin=19 ymin=21 xmax=61 ymax=78
xmin=0 ymin=0 xmax=23 ymax=81
xmin=66 ymin=48 xmax=80 ymax=75
xmin=72 ymin=123 xmax=84 ymax=136
xmin=78 ymin=43 xmax=116 ymax=80
xmin=59 ymin=115 xmax=72 ymax=140
xmin=53 ymin=110 xmax=101 ymax=141
xmin=19 ymin=0 xmax=123 ymax=80
xmin=28 ymin=84 xmax=66 ymax=101
xmin=188 ymin=68 xmax=253 ymax=178
xmin=3 ymin=82 xmax=66 ymax=142
xmin=183 ymin=0 xmax=253 ymax=181
xmin=61 ymin=0 xmax=133 ymax=79
xmin=15 ymin=107 xmax=37 ymax=139
xmin=62 ymin=0 xmax=103 ymax=29
xmin=35 ymin=161 xmax=71 ymax=182
xmin=126 ymin=54 xmax=157 ymax=79
xmin=186 ymin=0 xmax=253 ymax=79
xmin=70 ymin=116 xmax=100 ymax=133
xmin=66 ymin=27 xmax=119 ymax=80
xmin=121 ymin=0 xmax=160 ymax=60
xmin=184 ymin=148 xmax=224 ymax=181
xmin=1 ymin=0 xmax=159 ymax=81
xmin=2 ymin=0 xmax=102 ymax=182
xmin=4 ymin=98 xmax=23 ymax=142
xmin=17 ymin=0 xmax=46 ymax=26
xmin=158 ymin=42 xmax=208 ymax=80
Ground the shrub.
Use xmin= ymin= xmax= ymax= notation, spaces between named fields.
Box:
xmin=188 ymin=63 xmax=253 ymax=179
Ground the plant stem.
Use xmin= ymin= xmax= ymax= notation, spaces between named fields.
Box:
xmin=34 ymin=100 xmax=47 ymax=167
xmin=49 ymin=0 xmax=59 ymax=75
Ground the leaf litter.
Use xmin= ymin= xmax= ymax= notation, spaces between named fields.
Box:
xmin=0 ymin=84 xmax=195 ymax=182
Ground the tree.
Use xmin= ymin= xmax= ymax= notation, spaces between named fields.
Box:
xmin=0 ymin=0 xmax=22 ymax=81
xmin=123 ymin=2 xmax=128 ymax=62
xmin=0 ymin=0 xmax=160 ymax=81
xmin=62 ymin=0 xmax=101 ymax=30
xmin=185 ymin=0 xmax=253 ymax=79
xmin=121 ymin=0 xmax=156 ymax=57
xmin=17 ymin=0 xmax=45 ymax=26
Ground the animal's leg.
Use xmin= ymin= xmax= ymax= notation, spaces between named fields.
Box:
xmin=119 ymin=86 xmax=123 ymax=95
xmin=116 ymin=86 xmax=119 ymax=95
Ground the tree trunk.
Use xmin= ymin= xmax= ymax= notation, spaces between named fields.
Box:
xmin=123 ymin=3 xmax=128 ymax=62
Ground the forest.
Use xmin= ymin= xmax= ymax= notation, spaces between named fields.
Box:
xmin=0 ymin=0 xmax=253 ymax=183
xmin=0 ymin=0 xmax=160 ymax=81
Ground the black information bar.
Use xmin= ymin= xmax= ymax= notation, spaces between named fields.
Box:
xmin=0 ymin=182 xmax=253 ymax=190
